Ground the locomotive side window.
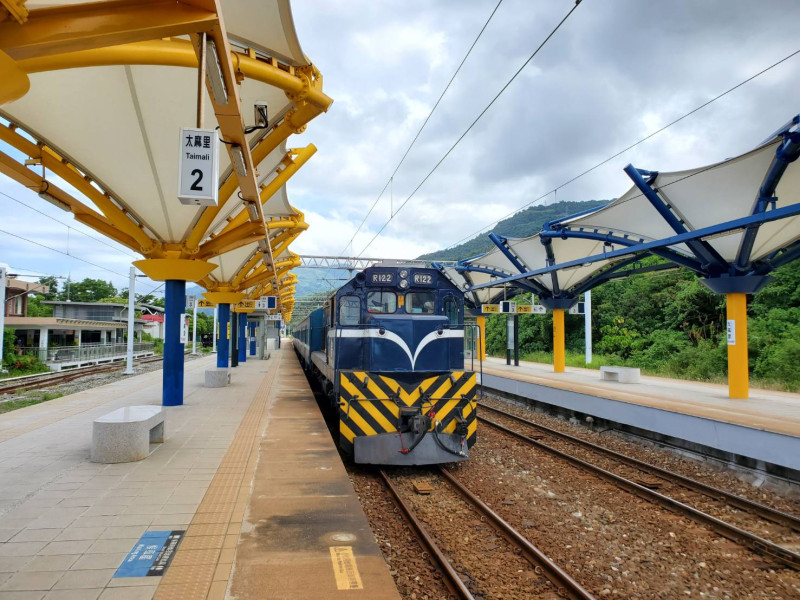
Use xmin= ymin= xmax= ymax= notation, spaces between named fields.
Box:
xmin=405 ymin=291 xmax=435 ymax=314
xmin=339 ymin=296 xmax=360 ymax=325
xmin=443 ymin=295 xmax=460 ymax=325
xmin=366 ymin=291 xmax=396 ymax=313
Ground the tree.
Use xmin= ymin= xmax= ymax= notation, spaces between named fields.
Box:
xmin=58 ymin=278 xmax=117 ymax=302
xmin=37 ymin=276 xmax=59 ymax=300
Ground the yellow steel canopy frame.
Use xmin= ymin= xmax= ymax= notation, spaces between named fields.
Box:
xmin=0 ymin=0 xmax=331 ymax=320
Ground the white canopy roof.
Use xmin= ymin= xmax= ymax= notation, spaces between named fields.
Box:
xmin=446 ymin=117 xmax=800 ymax=304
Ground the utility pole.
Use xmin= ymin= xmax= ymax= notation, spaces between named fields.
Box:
xmin=124 ymin=266 xmax=136 ymax=375
xmin=0 ymin=264 xmax=7 ymax=372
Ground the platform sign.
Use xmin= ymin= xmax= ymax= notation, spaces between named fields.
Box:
xmin=482 ymin=304 xmax=499 ymax=314
xmin=197 ymin=299 xmax=215 ymax=308
xmin=114 ymin=530 xmax=184 ymax=578
xmin=569 ymin=302 xmax=586 ymax=315
xmin=255 ymin=299 xmax=268 ymax=310
xmin=178 ymin=127 xmax=219 ymax=206
xmin=265 ymin=314 xmax=281 ymax=321
xmin=179 ymin=314 xmax=188 ymax=344
xmin=727 ymin=319 xmax=736 ymax=345
xmin=516 ymin=304 xmax=547 ymax=314
xmin=185 ymin=295 xmax=196 ymax=309
xmin=264 ymin=296 xmax=277 ymax=310
xmin=235 ymin=300 xmax=255 ymax=311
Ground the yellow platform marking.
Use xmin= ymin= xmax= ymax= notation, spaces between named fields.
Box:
xmin=329 ymin=546 xmax=363 ymax=590
xmin=154 ymin=352 xmax=281 ymax=600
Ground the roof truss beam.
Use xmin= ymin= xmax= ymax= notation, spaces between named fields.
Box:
xmin=0 ymin=0 xmax=218 ymax=61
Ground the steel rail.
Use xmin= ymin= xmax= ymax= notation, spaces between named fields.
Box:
xmin=378 ymin=470 xmax=475 ymax=600
xmin=479 ymin=403 xmax=800 ymax=532
xmin=0 ymin=354 xmax=171 ymax=395
xmin=438 ymin=467 xmax=597 ymax=600
xmin=480 ymin=415 xmax=800 ymax=570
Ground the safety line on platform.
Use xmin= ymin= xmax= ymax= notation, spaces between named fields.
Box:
xmin=153 ymin=352 xmax=282 ymax=600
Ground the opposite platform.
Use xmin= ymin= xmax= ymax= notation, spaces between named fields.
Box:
xmin=0 ymin=347 xmax=399 ymax=599
xmin=482 ymin=357 xmax=800 ymax=477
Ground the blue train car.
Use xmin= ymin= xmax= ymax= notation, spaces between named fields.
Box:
xmin=294 ymin=265 xmax=477 ymax=466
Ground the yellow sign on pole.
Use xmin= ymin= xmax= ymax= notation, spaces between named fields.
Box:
xmin=235 ymin=300 xmax=256 ymax=310
xmin=197 ymin=299 xmax=215 ymax=308
xmin=481 ymin=304 xmax=499 ymax=313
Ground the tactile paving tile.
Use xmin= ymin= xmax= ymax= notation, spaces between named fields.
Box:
xmin=154 ymin=353 xmax=282 ymax=600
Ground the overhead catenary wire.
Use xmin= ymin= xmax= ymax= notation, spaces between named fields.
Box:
xmin=339 ymin=0 xmax=506 ymax=256
xmin=0 ymin=228 xmax=161 ymax=294
xmin=356 ymin=0 xmax=584 ymax=257
xmin=445 ymin=45 xmax=800 ymax=251
xmin=0 ymin=190 xmax=139 ymax=259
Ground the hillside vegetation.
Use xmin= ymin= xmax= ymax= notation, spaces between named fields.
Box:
xmin=418 ymin=199 xmax=608 ymax=261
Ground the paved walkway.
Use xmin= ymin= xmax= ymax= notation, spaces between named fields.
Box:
xmin=0 ymin=354 xmax=268 ymax=599
xmin=483 ymin=357 xmax=800 ymax=437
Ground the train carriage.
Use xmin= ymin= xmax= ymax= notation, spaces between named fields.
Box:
xmin=294 ymin=265 xmax=477 ymax=465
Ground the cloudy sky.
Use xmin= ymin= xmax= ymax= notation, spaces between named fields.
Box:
xmin=1 ymin=0 xmax=799 ymax=293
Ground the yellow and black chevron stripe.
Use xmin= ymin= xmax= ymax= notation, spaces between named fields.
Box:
xmin=338 ymin=371 xmax=477 ymax=456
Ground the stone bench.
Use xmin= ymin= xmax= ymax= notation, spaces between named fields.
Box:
xmin=205 ymin=368 xmax=231 ymax=388
xmin=600 ymin=366 xmax=640 ymax=384
xmin=91 ymin=405 xmax=165 ymax=463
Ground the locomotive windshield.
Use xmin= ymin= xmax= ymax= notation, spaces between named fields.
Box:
xmin=339 ymin=296 xmax=360 ymax=325
xmin=405 ymin=291 xmax=435 ymax=314
xmin=366 ymin=291 xmax=396 ymax=313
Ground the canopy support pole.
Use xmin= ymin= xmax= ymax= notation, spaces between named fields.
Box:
xmin=726 ymin=293 xmax=749 ymax=399
xmin=216 ymin=303 xmax=229 ymax=368
xmin=163 ymin=279 xmax=186 ymax=406
xmin=476 ymin=316 xmax=486 ymax=362
xmin=238 ymin=312 xmax=247 ymax=363
xmin=553 ymin=308 xmax=565 ymax=373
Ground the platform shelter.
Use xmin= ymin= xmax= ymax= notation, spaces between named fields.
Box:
xmin=441 ymin=115 xmax=800 ymax=399
xmin=0 ymin=0 xmax=332 ymax=404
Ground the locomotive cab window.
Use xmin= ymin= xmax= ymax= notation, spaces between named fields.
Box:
xmin=443 ymin=295 xmax=460 ymax=325
xmin=339 ymin=296 xmax=360 ymax=325
xmin=405 ymin=291 xmax=435 ymax=314
xmin=366 ymin=291 xmax=396 ymax=313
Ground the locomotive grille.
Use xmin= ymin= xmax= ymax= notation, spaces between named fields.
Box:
xmin=337 ymin=371 xmax=478 ymax=455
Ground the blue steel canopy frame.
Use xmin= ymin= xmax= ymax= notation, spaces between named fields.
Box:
xmin=444 ymin=114 xmax=800 ymax=394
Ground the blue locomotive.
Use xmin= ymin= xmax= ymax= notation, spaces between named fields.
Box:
xmin=293 ymin=265 xmax=477 ymax=465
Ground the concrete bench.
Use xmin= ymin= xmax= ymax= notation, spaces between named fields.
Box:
xmin=600 ymin=366 xmax=640 ymax=384
xmin=91 ymin=405 xmax=165 ymax=463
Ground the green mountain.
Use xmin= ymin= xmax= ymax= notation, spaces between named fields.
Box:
xmin=417 ymin=199 xmax=609 ymax=262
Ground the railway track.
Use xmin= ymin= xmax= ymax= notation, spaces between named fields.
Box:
xmin=0 ymin=354 xmax=170 ymax=395
xmin=477 ymin=403 xmax=800 ymax=570
xmin=379 ymin=467 xmax=596 ymax=600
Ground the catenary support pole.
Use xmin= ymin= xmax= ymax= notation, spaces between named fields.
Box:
xmin=163 ymin=279 xmax=186 ymax=406
xmin=238 ymin=313 xmax=247 ymax=363
xmin=124 ymin=266 xmax=135 ymax=375
xmin=584 ymin=290 xmax=593 ymax=364
xmin=0 ymin=264 xmax=7 ymax=370
xmin=726 ymin=292 xmax=749 ymax=399
xmin=191 ymin=298 xmax=198 ymax=355
xmin=553 ymin=308 xmax=565 ymax=373
xmin=217 ymin=303 xmax=229 ymax=368
xmin=231 ymin=311 xmax=239 ymax=368
xmin=249 ymin=322 xmax=256 ymax=356
xmin=212 ymin=306 xmax=218 ymax=353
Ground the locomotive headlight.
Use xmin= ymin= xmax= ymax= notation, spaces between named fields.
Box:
xmin=399 ymin=269 xmax=408 ymax=278
xmin=399 ymin=279 xmax=409 ymax=289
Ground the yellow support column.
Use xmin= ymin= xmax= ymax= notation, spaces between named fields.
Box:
xmin=476 ymin=316 xmax=486 ymax=361
xmin=726 ymin=292 xmax=749 ymax=399
xmin=553 ymin=308 xmax=565 ymax=373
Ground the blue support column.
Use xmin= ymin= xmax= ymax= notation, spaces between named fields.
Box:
xmin=217 ymin=303 xmax=230 ymax=368
xmin=238 ymin=313 xmax=247 ymax=363
xmin=163 ymin=280 xmax=186 ymax=407
xmin=248 ymin=322 xmax=256 ymax=356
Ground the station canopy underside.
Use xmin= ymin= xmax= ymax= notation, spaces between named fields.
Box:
xmin=0 ymin=0 xmax=332 ymax=321
xmin=442 ymin=118 xmax=800 ymax=307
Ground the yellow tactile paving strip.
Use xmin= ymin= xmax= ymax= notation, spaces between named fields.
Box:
xmin=153 ymin=352 xmax=282 ymax=600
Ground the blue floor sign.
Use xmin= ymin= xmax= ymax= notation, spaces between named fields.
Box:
xmin=114 ymin=530 xmax=184 ymax=578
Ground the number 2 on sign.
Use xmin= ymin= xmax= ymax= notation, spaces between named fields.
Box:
xmin=190 ymin=169 xmax=203 ymax=191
